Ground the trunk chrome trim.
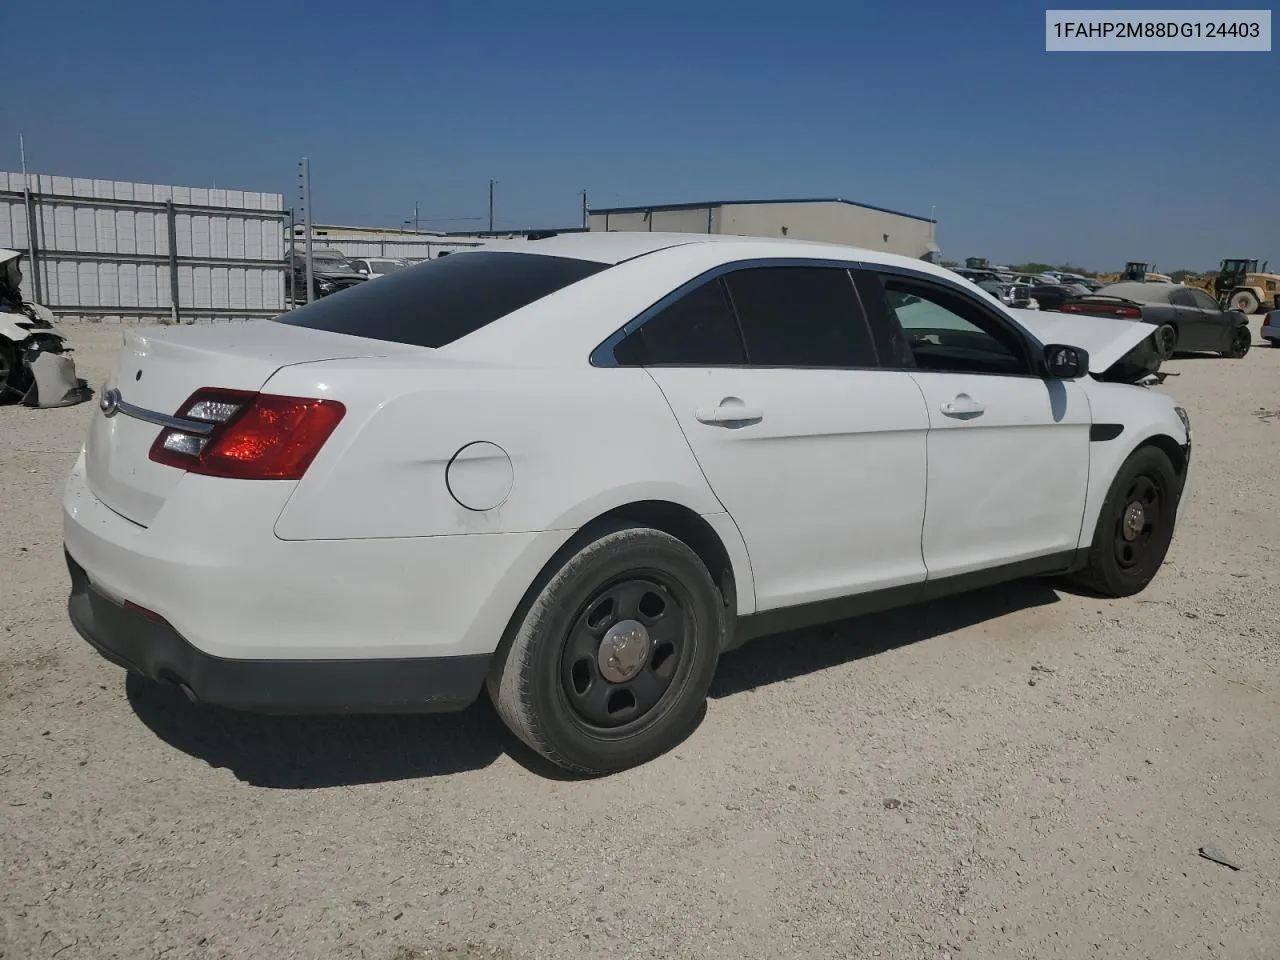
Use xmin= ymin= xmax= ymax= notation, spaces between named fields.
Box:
xmin=104 ymin=391 xmax=216 ymax=436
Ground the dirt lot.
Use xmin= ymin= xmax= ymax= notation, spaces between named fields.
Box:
xmin=2 ymin=320 xmax=1278 ymax=960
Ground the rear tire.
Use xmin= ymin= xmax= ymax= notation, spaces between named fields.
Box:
xmin=1070 ymin=446 xmax=1180 ymax=598
xmin=488 ymin=524 xmax=724 ymax=775
xmin=1223 ymin=326 xmax=1251 ymax=359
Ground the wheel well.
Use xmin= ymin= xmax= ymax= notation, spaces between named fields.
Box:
xmin=581 ymin=500 xmax=738 ymax=613
xmin=1137 ymin=434 xmax=1187 ymax=482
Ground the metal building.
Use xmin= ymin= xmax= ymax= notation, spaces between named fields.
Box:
xmin=588 ymin=197 xmax=940 ymax=261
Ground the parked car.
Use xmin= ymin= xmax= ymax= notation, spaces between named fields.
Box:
xmin=978 ymin=280 xmax=1038 ymax=310
xmin=0 ymin=248 xmax=92 ymax=407
xmin=350 ymin=257 xmax=408 ymax=279
xmin=1030 ymin=282 xmax=1092 ymax=312
xmin=284 ymin=248 xmax=366 ymax=303
xmin=1061 ymin=282 xmax=1252 ymax=358
xmin=1262 ymin=304 xmax=1280 ymax=347
xmin=64 ymin=233 xmax=1190 ymax=774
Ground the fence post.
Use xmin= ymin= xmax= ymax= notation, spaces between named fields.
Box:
xmin=22 ymin=186 xmax=43 ymax=303
xmin=166 ymin=200 xmax=181 ymax=324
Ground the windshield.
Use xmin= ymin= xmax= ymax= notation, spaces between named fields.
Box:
xmin=276 ymin=251 xmax=609 ymax=348
xmin=369 ymin=260 xmax=405 ymax=274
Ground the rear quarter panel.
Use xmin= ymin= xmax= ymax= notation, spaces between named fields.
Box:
xmin=266 ymin=359 xmax=727 ymax=539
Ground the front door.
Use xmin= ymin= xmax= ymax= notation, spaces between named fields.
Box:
xmin=856 ymin=269 xmax=1091 ymax=580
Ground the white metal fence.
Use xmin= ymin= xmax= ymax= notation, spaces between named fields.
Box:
xmin=0 ymin=172 xmax=286 ymax=322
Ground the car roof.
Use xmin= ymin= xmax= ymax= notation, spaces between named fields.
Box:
xmin=1095 ymin=282 xmax=1178 ymax=303
xmin=445 ymin=233 xmax=1014 ymax=366
xmin=475 ymin=230 xmax=932 ymax=269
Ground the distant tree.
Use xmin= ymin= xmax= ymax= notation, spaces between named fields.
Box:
xmin=941 ymin=260 xmax=960 ymax=268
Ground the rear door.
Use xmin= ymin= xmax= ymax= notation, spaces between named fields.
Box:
xmin=616 ymin=263 xmax=930 ymax=612
xmin=854 ymin=268 xmax=1091 ymax=580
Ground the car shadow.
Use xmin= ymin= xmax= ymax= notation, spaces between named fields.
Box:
xmin=710 ymin=579 xmax=1062 ymax=698
xmin=127 ymin=580 xmax=1062 ymax=787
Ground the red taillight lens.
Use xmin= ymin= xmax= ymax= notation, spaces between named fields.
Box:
xmin=1062 ymin=302 xmax=1141 ymax=319
xmin=149 ymin=388 xmax=346 ymax=480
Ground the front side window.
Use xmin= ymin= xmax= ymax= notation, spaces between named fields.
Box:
xmin=722 ymin=266 xmax=877 ymax=368
xmin=870 ymin=274 xmax=1029 ymax=376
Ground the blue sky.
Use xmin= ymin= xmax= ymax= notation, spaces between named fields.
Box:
xmin=6 ymin=1 xmax=1277 ymax=271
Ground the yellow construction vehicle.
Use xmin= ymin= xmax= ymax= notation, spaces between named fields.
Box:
xmin=1121 ymin=261 xmax=1174 ymax=284
xmin=1212 ymin=259 xmax=1280 ymax=314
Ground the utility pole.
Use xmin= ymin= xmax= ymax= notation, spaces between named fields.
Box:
xmin=413 ymin=200 xmax=420 ymax=233
xmin=581 ymin=190 xmax=588 ymax=229
xmin=488 ymin=179 xmax=495 ymax=232
xmin=299 ymin=158 xmax=315 ymax=303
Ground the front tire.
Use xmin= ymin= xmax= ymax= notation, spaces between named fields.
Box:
xmin=489 ymin=525 xmax=724 ymax=774
xmin=0 ymin=336 xmax=29 ymax=404
xmin=1223 ymin=326 xmax=1251 ymax=359
xmin=1230 ymin=290 xmax=1260 ymax=314
xmin=1071 ymin=446 xmax=1180 ymax=598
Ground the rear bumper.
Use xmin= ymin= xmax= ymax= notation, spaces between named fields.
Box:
xmin=67 ymin=551 xmax=489 ymax=713
xmin=62 ymin=451 xmax=573 ymax=704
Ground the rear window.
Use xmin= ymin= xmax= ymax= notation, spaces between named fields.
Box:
xmin=275 ymin=251 xmax=609 ymax=348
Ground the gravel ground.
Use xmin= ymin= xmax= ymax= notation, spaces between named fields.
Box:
xmin=2 ymin=319 xmax=1278 ymax=960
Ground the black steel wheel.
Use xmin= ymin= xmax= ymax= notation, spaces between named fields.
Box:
xmin=1112 ymin=474 xmax=1162 ymax=571
xmin=560 ymin=574 xmax=690 ymax=731
xmin=1223 ymin=326 xmax=1251 ymax=359
xmin=489 ymin=524 xmax=724 ymax=774
xmin=1072 ymin=446 xmax=1179 ymax=597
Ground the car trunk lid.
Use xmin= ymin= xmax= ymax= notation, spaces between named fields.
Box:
xmin=85 ymin=320 xmax=425 ymax=527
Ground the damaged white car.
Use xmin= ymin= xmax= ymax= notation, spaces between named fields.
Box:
xmin=0 ymin=248 xmax=92 ymax=407
xmin=64 ymin=234 xmax=1189 ymax=774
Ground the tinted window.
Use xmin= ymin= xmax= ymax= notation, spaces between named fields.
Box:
xmin=872 ymin=275 xmax=1028 ymax=376
xmin=723 ymin=267 xmax=877 ymax=367
xmin=277 ymin=252 xmax=608 ymax=348
xmin=1188 ymin=288 xmax=1220 ymax=310
xmin=616 ymin=278 xmax=745 ymax=366
xmin=1169 ymin=288 xmax=1195 ymax=307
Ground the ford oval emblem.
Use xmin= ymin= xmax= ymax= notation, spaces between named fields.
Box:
xmin=100 ymin=387 xmax=122 ymax=417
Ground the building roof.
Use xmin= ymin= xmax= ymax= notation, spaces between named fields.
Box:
xmin=587 ymin=197 xmax=935 ymax=224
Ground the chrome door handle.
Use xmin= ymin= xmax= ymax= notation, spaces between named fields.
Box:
xmin=695 ymin=399 xmax=764 ymax=427
xmin=940 ymin=395 xmax=985 ymax=418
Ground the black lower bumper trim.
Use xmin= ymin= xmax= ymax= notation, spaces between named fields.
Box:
xmin=65 ymin=550 xmax=490 ymax=714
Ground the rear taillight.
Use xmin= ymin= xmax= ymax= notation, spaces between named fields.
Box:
xmin=1062 ymin=302 xmax=1141 ymax=319
xmin=148 ymin=388 xmax=346 ymax=480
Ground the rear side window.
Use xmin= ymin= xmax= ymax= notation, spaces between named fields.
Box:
xmin=615 ymin=279 xmax=746 ymax=366
xmin=276 ymin=251 xmax=608 ymax=348
xmin=723 ymin=267 xmax=878 ymax=367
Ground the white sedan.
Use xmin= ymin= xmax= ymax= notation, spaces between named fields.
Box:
xmin=63 ymin=233 xmax=1192 ymax=774
xmin=350 ymin=257 xmax=408 ymax=279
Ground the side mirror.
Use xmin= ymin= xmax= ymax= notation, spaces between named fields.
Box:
xmin=1044 ymin=344 xmax=1088 ymax=379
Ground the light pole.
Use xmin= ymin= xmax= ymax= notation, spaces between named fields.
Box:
xmin=299 ymin=157 xmax=315 ymax=303
xmin=488 ymin=179 xmax=495 ymax=232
